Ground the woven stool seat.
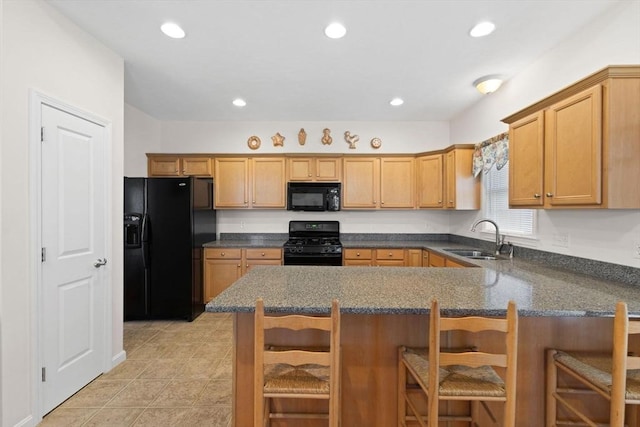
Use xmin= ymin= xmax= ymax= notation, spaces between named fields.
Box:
xmin=547 ymin=305 xmax=640 ymax=427
xmin=264 ymin=363 xmax=330 ymax=395
xmin=398 ymin=300 xmax=518 ymax=427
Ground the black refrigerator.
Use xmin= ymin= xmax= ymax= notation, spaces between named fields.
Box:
xmin=124 ymin=177 xmax=216 ymax=321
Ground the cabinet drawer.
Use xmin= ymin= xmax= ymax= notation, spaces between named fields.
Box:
xmin=245 ymin=248 xmax=282 ymax=260
xmin=344 ymin=249 xmax=373 ymax=260
xmin=375 ymin=249 xmax=405 ymax=260
xmin=205 ymin=248 xmax=242 ymax=259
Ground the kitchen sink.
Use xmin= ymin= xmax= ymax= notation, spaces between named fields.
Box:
xmin=442 ymin=248 xmax=501 ymax=260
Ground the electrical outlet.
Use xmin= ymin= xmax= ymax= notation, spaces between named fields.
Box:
xmin=552 ymin=232 xmax=570 ymax=248
xmin=634 ymin=241 xmax=640 ymax=259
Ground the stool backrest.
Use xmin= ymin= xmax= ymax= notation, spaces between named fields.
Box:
xmin=611 ymin=301 xmax=640 ymax=418
xmin=428 ymin=299 xmax=518 ymax=425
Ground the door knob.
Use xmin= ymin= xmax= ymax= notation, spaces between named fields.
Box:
xmin=93 ymin=258 xmax=107 ymax=268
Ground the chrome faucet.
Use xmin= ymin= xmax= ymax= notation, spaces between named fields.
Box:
xmin=470 ymin=219 xmax=502 ymax=256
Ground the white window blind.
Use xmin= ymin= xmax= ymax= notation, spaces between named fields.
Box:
xmin=482 ymin=162 xmax=535 ymax=236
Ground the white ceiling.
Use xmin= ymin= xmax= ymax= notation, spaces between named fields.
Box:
xmin=47 ymin=0 xmax=620 ymax=122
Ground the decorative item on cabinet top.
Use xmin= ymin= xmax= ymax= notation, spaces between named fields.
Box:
xmin=247 ymin=135 xmax=261 ymax=150
xmin=322 ymin=128 xmax=333 ymax=145
xmin=370 ymin=137 xmax=382 ymax=149
xmin=298 ymin=128 xmax=307 ymax=145
xmin=344 ymin=131 xmax=359 ymax=149
xmin=271 ymin=132 xmax=285 ymax=147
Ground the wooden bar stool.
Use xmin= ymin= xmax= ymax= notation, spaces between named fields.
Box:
xmin=254 ymin=298 xmax=341 ymax=427
xmin=546 ymin=301 xmax=640 ymax=427
xmin=398 ymin=299 xmax=519 ymax=426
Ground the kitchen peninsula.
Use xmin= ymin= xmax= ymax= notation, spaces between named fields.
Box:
xmin=206 ymin=257 xmax=640 ymax=426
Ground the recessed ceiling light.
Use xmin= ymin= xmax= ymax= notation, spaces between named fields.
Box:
xmin=473 ymin=75 xmax=503 ymax=94
xmin=160 ymin=22 xmax=185 ymax=39
xmin=232 ymin=98 xmax=247 ymax=107
xmin=324 ymin=22 xmax=347 ymax=39
xmin=390 ymin=98 xmax=404 ymax=106
xmin=469 ymin=21 xmax=495 ymax=37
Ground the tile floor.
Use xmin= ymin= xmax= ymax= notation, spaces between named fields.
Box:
xmin=39 ymin=312 xmax=234 ymax=427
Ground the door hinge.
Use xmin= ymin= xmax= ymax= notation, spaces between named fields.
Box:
xmin=42 ymin=367 xmax=46 ymax=382
xmin=41 ymin=247 xmax=46 ymax=262
xmin=41 ymin=127 xmax=44 ymax=142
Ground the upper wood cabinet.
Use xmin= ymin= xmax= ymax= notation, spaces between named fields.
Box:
xmin=416 ymin=153 xmax=444 ymax=208
xmin=342 ymin=157 xmax=379 ymax=209
xmin=509 ymin=111 xmax=545 ymax=206
xmin=252 ymin=158 xmax=286 ymax=208
xmin=214 ymin=157 xmax=286 ymax=209
xmin=287 ymin=157 xmax=341 ymax=181
xmin=147 ymin=155 xmax=213 ymax=177
xmin=503 ymin=65 xmax=640 ymax=209
xmin=380 ymin=157 xmax=415 ymax=208
xmin=342 ymin=157 xmax=415 ymax=209
xmin=444 ymin=146 xmax=480 ymax=210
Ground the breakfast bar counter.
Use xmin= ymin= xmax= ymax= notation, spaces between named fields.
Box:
xmin=206 ymin=265 xmax=640 ymax=426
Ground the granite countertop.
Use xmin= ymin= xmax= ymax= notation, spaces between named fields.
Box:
xmin=204 ymin=237 xmax=640 ymax=317
xmin=206 ymin=259 xmax=640 ymax=317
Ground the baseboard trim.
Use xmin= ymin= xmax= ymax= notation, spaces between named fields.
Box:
xmin=111 ymin=350 xmax=127 ymax=371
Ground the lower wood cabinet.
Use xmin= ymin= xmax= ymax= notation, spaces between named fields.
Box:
xmin=343 ymin=249 xmax=374 ymax=266
xmin=425 ymin=249 xmax=468 ymax=267
xmin=343 ymin=248 xmax=429 ymax=267
xmin=374 ymin=249 xmax=405 ymax=267
xmin=204 ymin=247 xmax=282 ymax=302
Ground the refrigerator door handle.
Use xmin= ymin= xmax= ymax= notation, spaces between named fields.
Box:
xmin=141 ymin=214 xmax=150 ymax=268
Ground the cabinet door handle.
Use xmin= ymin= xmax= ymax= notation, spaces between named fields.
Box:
xmin=546 ymin=193 xmax=554 ymax=197
xmin=388 ymin=252 xmax=393 ymax=257
xmin=534 ymin=193 xmax=541 ymax=198
xmin=261 ymin=252 xmax=265 ymax=257
xmin=356 ymin=252 xmax=361 ymax=257
xmin=381 ymin=201 xmax=385 ymax=205
xmin=438 ymin=200 xmax=442 ymax=203
xmin=252 ymin=200 xmax=256 ymax=203
xmin=309 ymin=174 xmax=313 ymax=177
xmin=221 ymin=252 xmax=225 ymax=256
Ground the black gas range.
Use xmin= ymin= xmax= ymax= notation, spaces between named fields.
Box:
xmin=283 ymin=221 xmax=343 ymax=266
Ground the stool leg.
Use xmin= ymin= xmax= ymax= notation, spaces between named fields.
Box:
xmin=545 ymin=349 xmax=558 ymax=427
xmin=398 ymin=347 xmax=406 ymax=427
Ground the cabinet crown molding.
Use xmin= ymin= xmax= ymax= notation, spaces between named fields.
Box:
xmin=502 ymin=65 xmax=640 ymax=124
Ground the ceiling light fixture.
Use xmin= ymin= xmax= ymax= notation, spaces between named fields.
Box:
xmin=389 ymin=98 xmax=404 ymax=106
xmin=232 ymin=98 xmax=247 ymax=107
xmin=473 ymin=75 xmax=503 ymax=94
xmin=324 ymin=22 xmax=347 ymax=39
xmin=469 ymin=21 xmax=495 ymax=37
xmin=160 ymin=22 xmax=185 ymax=39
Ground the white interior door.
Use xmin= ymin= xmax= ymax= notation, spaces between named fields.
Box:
xmin=40 ymin=103 xmax=107 ymax=414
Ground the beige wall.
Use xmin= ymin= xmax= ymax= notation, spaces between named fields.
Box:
xmin=0 ymin=1 xmax=124 ymax=425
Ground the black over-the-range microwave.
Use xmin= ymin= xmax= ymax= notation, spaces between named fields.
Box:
xmin=287 ymin=182 xmax=341 ymax=211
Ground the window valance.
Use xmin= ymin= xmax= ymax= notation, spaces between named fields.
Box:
xmin=472 ymin=132 xmax=509 ymax=178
